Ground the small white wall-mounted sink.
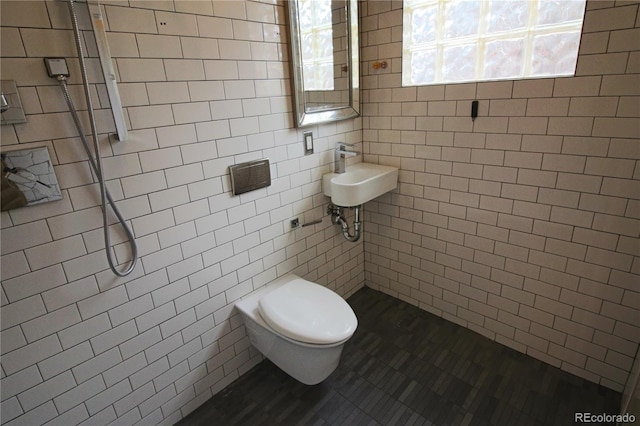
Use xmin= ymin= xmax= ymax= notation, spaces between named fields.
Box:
xmin=323 ymin=163 xmax=399 ymax=207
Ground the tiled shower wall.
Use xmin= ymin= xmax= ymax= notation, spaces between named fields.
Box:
xmin=360 ymin=0 xmax=639 ymax=392
xmin=0 ymin=1 xmax=364 ymax=425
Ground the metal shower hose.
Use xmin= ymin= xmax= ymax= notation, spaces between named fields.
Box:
xmin=60 ymin=0 xmax=137 ymax=277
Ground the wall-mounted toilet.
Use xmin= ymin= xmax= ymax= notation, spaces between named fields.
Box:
xmin=235 ymin=274 xmax=358 ymax=385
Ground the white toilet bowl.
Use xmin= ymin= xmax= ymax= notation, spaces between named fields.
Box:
xmin=235 ymin=274 xmax=358 ymax=385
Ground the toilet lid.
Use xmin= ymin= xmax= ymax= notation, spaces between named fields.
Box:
xmin=257 ymin=278 xmax=358 ymax=344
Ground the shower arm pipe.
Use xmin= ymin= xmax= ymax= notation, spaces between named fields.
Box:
xmin=328 ymin=204 xmax=362 ymax=242
xmin=65 ymin=0 xmax=137 ymax=277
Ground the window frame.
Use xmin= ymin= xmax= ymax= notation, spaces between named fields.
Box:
xmin=402 ymin=0 xmax=587 ymax=87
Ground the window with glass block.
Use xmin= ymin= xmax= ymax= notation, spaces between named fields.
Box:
xmin=402 ymin=0 xmax=586 ymax=86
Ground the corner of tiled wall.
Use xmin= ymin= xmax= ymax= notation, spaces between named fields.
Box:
xmin=360 ymin=0 xmax=639 ymax=393
xmin=0 ymin=1 xmax=364 ymax=425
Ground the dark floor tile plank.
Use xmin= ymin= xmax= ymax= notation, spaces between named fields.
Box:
xmin=177 ymin=287 xmax=621 ymax=426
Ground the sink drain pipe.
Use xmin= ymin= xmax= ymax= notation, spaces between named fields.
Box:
xmin=328 ymin=203 xmax=362 ymax=242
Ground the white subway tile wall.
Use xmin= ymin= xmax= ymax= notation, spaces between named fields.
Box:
xmin=361 ymin=0 xmax=639 ymax=394
xmin=0 ymin=1 xmax=363 ymax=425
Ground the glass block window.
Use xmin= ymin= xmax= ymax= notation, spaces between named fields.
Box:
xmin=299 ymin=0 xmax=334 ymax=91
xmin=402 ymin=0 xmax=586 ymax=86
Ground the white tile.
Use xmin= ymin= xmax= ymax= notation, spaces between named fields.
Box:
xmin=165 ymin=59 xmax=206 ymax=82
xmin=154 ymin=360 xmax=189 ymax=392
xmin=105 ymin=5 xmax=157 ymax=33
xmin=180 ymin=141 xmax=218 ymax=164
xmin=213 ymin=1 xmax=246 ymax=19
xmin=156 ymin=124 xmax=198 ymax=148
xmin=3 ymin=402 xmax=57 ymax=426
xmin=149 ymin=186 xmax=190 ymax=212
xmin=156 ymin=11 xmax=198 ymax=37
xmin=76 ymin=405 xmax=116 ymax=426
xmin=2 ymin=265 xmax=67 ymax=303
xmin=147 ymin=82 xmax=190 ymax=105
xmin=121 ymin=269 xmax=164 ymax=301
xmin=188 ymin=81 xmax=225 ymax=102
xmin=62 ymin=250 xmax=110 ymax=282
xmin=180 ymin=232 xmax=215 ymax=259
xmin=0 ymin=326 xmax=26 ymax=356
xmin=128 ymin=0 xmax=174 ymax=11
xmin=139 ymin=147 xmax=183 ymax=173
xmin=145 ymin=333 xmax=183 ymax=364
xmin=254 ymin=79 xmax=282 ymax=97
xmin=20 ymin=28 xmax=77 ymax=57
xmin=118 ymin=83 xmax=150 ymax=107
xmin=136 ymin=302 xmax=177 ymax=334
xmin=175 ymin=1 xmax=213 ymax=15
xmin=17 ymin=371 xmax=76 ymax=412
xmin=173 ymin=101 xmax=212 ymax=124
xmin=194 ymin=292 xmax=226 ymax=321
xmin=47 ymin=207 xmax=103 ymax=240
xmin=114 ymin=196 xmax=152 ymax=221
xmin=117 ymin=59 xmax=166 ymax=83
xmin=108 ymin=294 xmax=154 ymax=328
xmin=76 ymin=278 xmax=126 ymax=315
xmin=53 ymin=162 xmax=94 ymax=190
xmin=129 ymin=357 xmax=169 ymax=390
xmin=121 ymin=170 xmax=168 ymax=198
xmin=38 ymin=341 xmax=94 ymax=380
xmin=223 ymin=80 xmax=256 ymax=99
xmin=43 ymin=403 xmax=89 ymax=426
xmin=0 ymin=365 xmax=42 ymax=401
xmin=0 ymin=252 xmax=30 ymax=281
xmin=1 ymin=397 xmax=23 ymax=424
xmin=114 ymin=383 xmax=155 ymax=417
xmin=233 ymin=20 xmax=264 ymax=42
xmin=103 ymin=352 xmax=148 ymax=388
xmin=167 ymin=256 xmax=204 ymax=283
xmin=106 ymin=33 xmax=139 ymax=58
xmin=165 ymin=164 xmax=204 ymax=188
xmin=216 ymin=136 xmax=248 ymax=157
xmin=160 ymin=308 xmax=197 ymax=338
xmin=57 ymin=312 xmax=112 ymax=352
xmin=85 ymin=379 xmax=132 ymax=416
xmin=128 ymin=105 xmax=174 ymax=129
xmin=246 ymin=1 xmax=276 ymax=23
xmin=197 ymin=16 xmax=233 ymax=39
xmin=1 ymin=335 xmax=62 ymax=376
xmin=131 ymin=209 xmax=175 ymax=238
xmin=0 ymin=1 xmax=51 ymax=28
xmin=72 ymin=347 xmax=122 ymax=385
xmin=0 ymin=295 xmax=47 ymax=331
xmin=182 ymin=37 xmax=220 ymax=60
xmin=582 ymin=4 xmax=637 ymax=32
xmin=1 ymin=220 xmax=52 ymax=256
xmin=22 ymin=305 xmax=81 ymax=343
xmin=158 ymin=222 xmax=197 ymax=248
xmin=209 ymin=100 xmax=244 ymax=119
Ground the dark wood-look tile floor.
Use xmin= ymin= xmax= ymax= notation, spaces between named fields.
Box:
xmin=178 ymin=287 xmax=621 ymax=425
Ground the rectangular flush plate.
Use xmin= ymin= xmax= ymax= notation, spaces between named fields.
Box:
xmin=229 ymin=159 xmax=271 ymax=195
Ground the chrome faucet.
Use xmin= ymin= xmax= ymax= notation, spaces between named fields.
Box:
xmin=334 ymin=142 xmax=359 ymax=173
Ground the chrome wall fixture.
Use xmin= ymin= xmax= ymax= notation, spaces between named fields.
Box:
xmin=88 ymin=1 xmax=127 ymax=142
xmin=328 ymin=203 xmax=362 ymax=242
xmin=48 ymin=0 xmax=137 ymax=277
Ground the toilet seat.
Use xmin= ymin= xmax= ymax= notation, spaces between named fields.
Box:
xmin=258 ymin=277 xmax=357 ymax=345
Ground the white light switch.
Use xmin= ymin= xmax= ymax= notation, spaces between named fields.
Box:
xmin=303 ymin=131 xmax=313 ymax=155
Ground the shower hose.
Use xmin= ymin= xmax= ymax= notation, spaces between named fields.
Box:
xmin=58 ymin=0 xmax=138 ymax=277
